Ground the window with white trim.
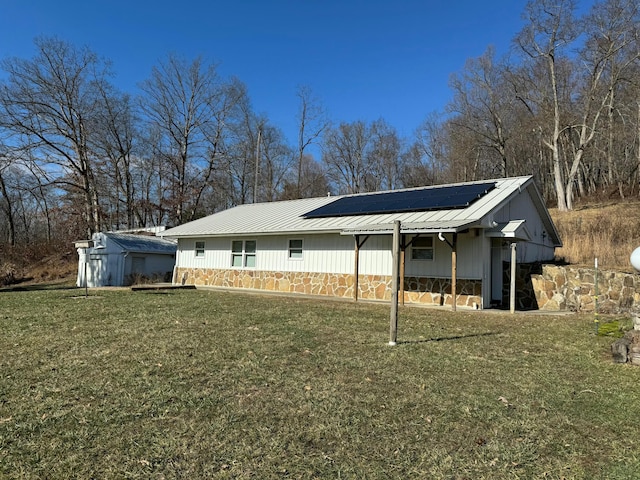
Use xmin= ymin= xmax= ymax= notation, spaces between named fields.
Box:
xmin=288 ymin=239 xmax=303 ymax=259
xmin=231 ymin=240 xmax=256 ymax=268
xmin=195 ymin=241 xmax=205 ymax=257
xmin=411 ymin=236 xmax=434 ymax=260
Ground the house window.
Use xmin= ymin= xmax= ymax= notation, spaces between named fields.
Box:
xmin=288 ymin=239 xmax=303 ymax=259
xmin=411 ymin=236 xmax=434 ymax=260
xmin=195 ymin=241 xmax=205 ymax=257
xmin=231 ymin=240 xmax=256 ymax=268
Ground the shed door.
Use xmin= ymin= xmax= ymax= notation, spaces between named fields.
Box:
xmin=131 ymin=256 xmax=146 ymax=274
xmin=87 ymin=254 xmax=104 ymax=287
xmin=490 ymin=239 xmax=507 ymax=304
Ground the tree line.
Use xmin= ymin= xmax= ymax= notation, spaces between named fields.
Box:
xmin=0 ymin=0 xmax=638 ymax=249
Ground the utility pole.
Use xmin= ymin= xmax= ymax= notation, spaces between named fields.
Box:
xmin=253 ymin=126 xmax=261 ymax=203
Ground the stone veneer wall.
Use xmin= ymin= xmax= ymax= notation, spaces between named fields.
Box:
xmin=499 ymin=263 xmax=640 ymax=313
xmin=174 ymin=267 xmax=482 ymax=308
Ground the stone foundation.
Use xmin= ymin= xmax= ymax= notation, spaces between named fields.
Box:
xmin=174 ymin=267 xmax=482 ymax=308
xmin=404 ymin=276 xmax=482 ymax=308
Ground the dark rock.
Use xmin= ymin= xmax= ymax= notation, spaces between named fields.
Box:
xmin=612 ymin=337 xmax=631 ymax=363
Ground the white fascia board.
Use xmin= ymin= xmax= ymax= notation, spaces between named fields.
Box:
xmin=163 ymin=229 xmax=343 ymax=239
xmin=340 ymin=220 xmax=478 ymax=236
xmin=485 ymin=220 xmax=531 ymax=242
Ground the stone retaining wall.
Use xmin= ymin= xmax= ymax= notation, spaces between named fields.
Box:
xmin=520 ymin=264 xmax=640 ymax=313
xmin=174 ymin=267 xmax=482 ymax=308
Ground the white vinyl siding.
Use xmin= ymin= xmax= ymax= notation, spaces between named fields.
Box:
xmin=260 ymin=234 xmax=354 ymax=274
xmin=176 ymin=231 xmax=484 ymax=279
xmin=405 ymin=233 xmax=482 ymax=279
xmin=493 ymin=189 xmax=555 ymax=262
xmin=357 ymin=235 xmax=392 ymax=276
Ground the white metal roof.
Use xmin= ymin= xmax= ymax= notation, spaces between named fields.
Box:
xmin=485 ymin=220 xmax=532 ymax=242
xmin=159 ymin=176 xmax=561 ymax=245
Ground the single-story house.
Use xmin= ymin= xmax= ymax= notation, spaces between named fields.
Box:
xmin=159 ymin=176 xmax=561 ymax=309
xmin=75 ymin=231 xmax=177 ymax=287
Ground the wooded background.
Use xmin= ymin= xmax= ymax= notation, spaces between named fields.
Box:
xmin=0 ymin=0 xmax=638 ymax=250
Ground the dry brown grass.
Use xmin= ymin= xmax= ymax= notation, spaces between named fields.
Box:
xmin=550 ymin=200 xmax=640 ymax=271
xmin=0 ymin=244 xmax=76 ymax=286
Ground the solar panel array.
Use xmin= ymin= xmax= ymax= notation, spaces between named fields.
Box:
xmin=302 ymin=182 xmax=496 ymax=219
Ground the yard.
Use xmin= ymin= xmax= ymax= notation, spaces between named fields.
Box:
xmin=1 ymin=286 xmax=639 ymax=479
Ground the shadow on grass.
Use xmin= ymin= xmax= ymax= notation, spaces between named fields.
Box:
xmin=398 ymin=331 xmax=498 ymax=345
xmin=0 ymin=281 xmax=78 ymax=293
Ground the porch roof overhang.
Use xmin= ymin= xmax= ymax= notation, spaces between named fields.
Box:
xmin=339 ymin=220 xmax=479 ymax=236
xmin=485 ymin=220 xmax=531 ymax=242
xmin=74 ymin=240 xmax=94 ymax=249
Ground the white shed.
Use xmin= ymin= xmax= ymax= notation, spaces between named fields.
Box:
xmin=75 ymin=232 xmax=177 ymax=287
xmin=159 ymin=176 xmax=561 ymax=309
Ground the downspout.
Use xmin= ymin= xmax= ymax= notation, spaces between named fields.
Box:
xmin=122 ymin=251 xmax=129 ymax=287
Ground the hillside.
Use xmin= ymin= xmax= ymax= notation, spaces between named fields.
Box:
xmin=1 ymin=246 xmax=77 ymax=287
xmin=550 ymin=200 xmax=640 ymax=271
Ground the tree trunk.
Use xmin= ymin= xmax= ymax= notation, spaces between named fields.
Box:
xmin=0 ymin=172 xmax=15 ymax=246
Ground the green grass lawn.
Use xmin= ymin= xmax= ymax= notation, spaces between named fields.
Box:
xmin=1 ymin=286 xmax=640 ymax=479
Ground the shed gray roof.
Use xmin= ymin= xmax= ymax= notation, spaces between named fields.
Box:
xmin=159 ymin=176 xmax=561 ymax=246
xmin=104 ymin=233 xmax=177 ymax=254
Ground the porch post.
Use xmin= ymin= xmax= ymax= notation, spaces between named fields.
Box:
xmin=510 ymin=242 xmax=517 ymax=314
xmin=451 ymin=233 xmax=457 ymax=311
xmin=389 ymin=220 xmax=401 ymax=345
xmin=354 ymin=235 xmax=360 ymax=301
xmin=400 ymin=235 xmax=406 ymax=306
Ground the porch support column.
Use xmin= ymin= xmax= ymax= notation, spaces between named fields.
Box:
xmin=354 ymin=235 xmax=360 ymax=301
xmin=400 ymin=234 xmax=406 ymax=306
xmin=389 ymin=220 xmax=401 ymax=346
xmin=451 ymin=233 xmax=458 ymax=312
xmin=510 ymin=242 xmax=517 ymax=314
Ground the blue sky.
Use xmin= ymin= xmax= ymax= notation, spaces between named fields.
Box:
xmin=0 ymin=1 xmax=592 ymax=147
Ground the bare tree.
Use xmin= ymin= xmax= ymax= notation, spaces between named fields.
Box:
xmin=90 ymin=85 xmax=137 ymax=229
xmin=295 ymin=86 xmax=329 ymax=197
xmin=584 ymin=0 xmax=640 ymax=195
xmin=139 ymin=53 xmax=231 ymax=224
xmin=322 ymin=121 xmax=373 ymax=194
xmin=366 ymin=119 xmax=402 ymax=191
xmin=258 ymin=123 xmax=293 ymax=202
xmin=404 ymin=113 xmax=452 ymax=187
xmin=448 ymin=46 xmax=518 ymax=177
xmin=0 ymin=148 xmax=16 ymax=246
xmin=221 ymin=84 xmax=260 ymax=205
xmin=515 ymin=0 xmax=580 ymax=211
xmin=0 ymin=36 xmax=113 ymax=236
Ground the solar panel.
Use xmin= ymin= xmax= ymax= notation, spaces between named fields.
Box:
xmin=302 ymin=182 xmax=496 ymax=219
